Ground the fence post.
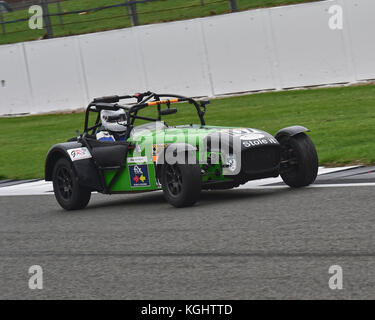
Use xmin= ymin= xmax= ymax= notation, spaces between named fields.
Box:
xmin=0 ymin=12 xmax=5 ymax=35
xmin=40 ymin=0 xmax=53 ymax=38
xmin=127 ymin=1 xmax=139 ymax=26
xmin=228 ymin=0 xmax=237 ymax=12
xmin=56 ymin=0 xmax=63 ymax=26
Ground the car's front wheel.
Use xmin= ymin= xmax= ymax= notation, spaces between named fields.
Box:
xmin=161 ymin=162 xmax=201 ymax=208
xmin=279 ymin=133 xmax=318 ymax=188
xmin=52 ymin=158 xmax=91 ymax=210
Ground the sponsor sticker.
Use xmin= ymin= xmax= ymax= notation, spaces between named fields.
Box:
xmin=134 ymin=143 xmax=142 ymax=153
xmin=242 ymin=137 xmax=278 ymax=148
xmin=152 ymin=144 xmax=168 ymax=162
xmin=127 ymin=156 xmax=148 ymax=163
xmin=67 ymin=147 xmax=92 ymax=161
xmin=129 ymin=164 xmax=150 ymax=187
xmin=152 ymin=144 xmax=167 ymax=156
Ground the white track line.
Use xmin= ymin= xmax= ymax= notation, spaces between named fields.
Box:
xmin=236 ymin=166 xmax=361 ymax=189
xmin=240 ymin=183 xmax=375 ymax=190
xmin=309 ymin=183 xmax=375 ymax=188
xmin=0 ymin=180 xmax=53 ymax=196
xmin=0 ymin=166 xmax=366 ymax=197
xmin=315 ymin=165 xmax=360 ymax=175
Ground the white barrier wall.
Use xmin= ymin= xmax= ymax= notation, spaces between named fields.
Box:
xmin=344 ymin=0 xmax=375 ymax=80
xmin=1 ymin=0 xmax=374 ymax=115
xmin=24 ymin=38 xmax=87 ymax=114
xmin=269 ymin=1 xmax=353 ymax=88
xmin=202 ymin=9 xmax=276 ymax=95
xmin=0 ymin=43 xmax=32 ymax=114
xmin=78 ymin=28 xmax=146 ymax=100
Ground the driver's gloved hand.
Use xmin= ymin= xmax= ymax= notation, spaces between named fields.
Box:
xmin=96 ymin=131 xmax=115 ymax=142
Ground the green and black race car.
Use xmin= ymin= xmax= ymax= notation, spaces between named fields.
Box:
xmin=45 ymin=92 xmax=318 ymax=210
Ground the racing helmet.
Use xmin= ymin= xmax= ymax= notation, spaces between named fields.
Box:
xmin=100 ymin=109 xmax=128 ymax=133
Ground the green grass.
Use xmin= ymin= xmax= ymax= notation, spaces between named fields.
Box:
xmin=1 ymin=84 xmax=375 ymax=180
xmin=0 ymin=0 xmax=321 ymax=45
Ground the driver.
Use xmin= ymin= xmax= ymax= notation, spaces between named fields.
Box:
xmin=96 ymin=109 xmax=128 ymax=142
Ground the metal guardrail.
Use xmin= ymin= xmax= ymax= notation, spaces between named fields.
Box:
xmin=0 ymin=0 xmax=238 ymax=39
xmin=7 ymin=0 xmax=61 ymax=11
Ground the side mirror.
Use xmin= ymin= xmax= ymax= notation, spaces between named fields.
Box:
xmin=160 ymin=108 xmax=177 ymax=116
xmin=200 ymin=100 xmax=210 ymax=107
xmin=94 ymin=103 xmax=120 ymax=111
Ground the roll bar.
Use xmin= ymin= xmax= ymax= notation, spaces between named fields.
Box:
xmin=83 ymin=92 xmax=209 ymax=137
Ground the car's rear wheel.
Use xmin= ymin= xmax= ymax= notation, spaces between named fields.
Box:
xmin=161 ymin=162 xmax=201 ymax=208
xmin=52 ymin=158 xmax=91 ymax=210
xmin=279 ymin=133 xmax=318 ymax=188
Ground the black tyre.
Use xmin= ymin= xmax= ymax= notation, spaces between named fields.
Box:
xmin=52 ymin=158 xmax=91 ymax=210
xmin=279 ymin=133 xmax=318 ymax=188
xmin=161 ymin=162 xmax=201 ymax=208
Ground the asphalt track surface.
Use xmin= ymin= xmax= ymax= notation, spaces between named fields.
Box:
xmin=1 ymin=167 xmax=375 ymax=299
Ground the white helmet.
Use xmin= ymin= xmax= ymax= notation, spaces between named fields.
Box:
xmin=100 ymin=109 xmax=127 ymax=133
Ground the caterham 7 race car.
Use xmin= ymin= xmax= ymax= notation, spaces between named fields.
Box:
xmin=45 ymin=92 xmax=318 ymax=210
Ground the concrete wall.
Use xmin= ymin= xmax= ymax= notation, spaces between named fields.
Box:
xmin=1 ymin=0 xmax=374 ymax=115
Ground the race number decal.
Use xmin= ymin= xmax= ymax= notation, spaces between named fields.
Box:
xmin=129 ymin=165 xmax=150 ymax=187
xmin=219 ymin=128 xmax=265 ymax=140
xmin=239 ymin=133 xmax=265 ymax=140
xmin=67 ymin=147 xmax=92 ymax=161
